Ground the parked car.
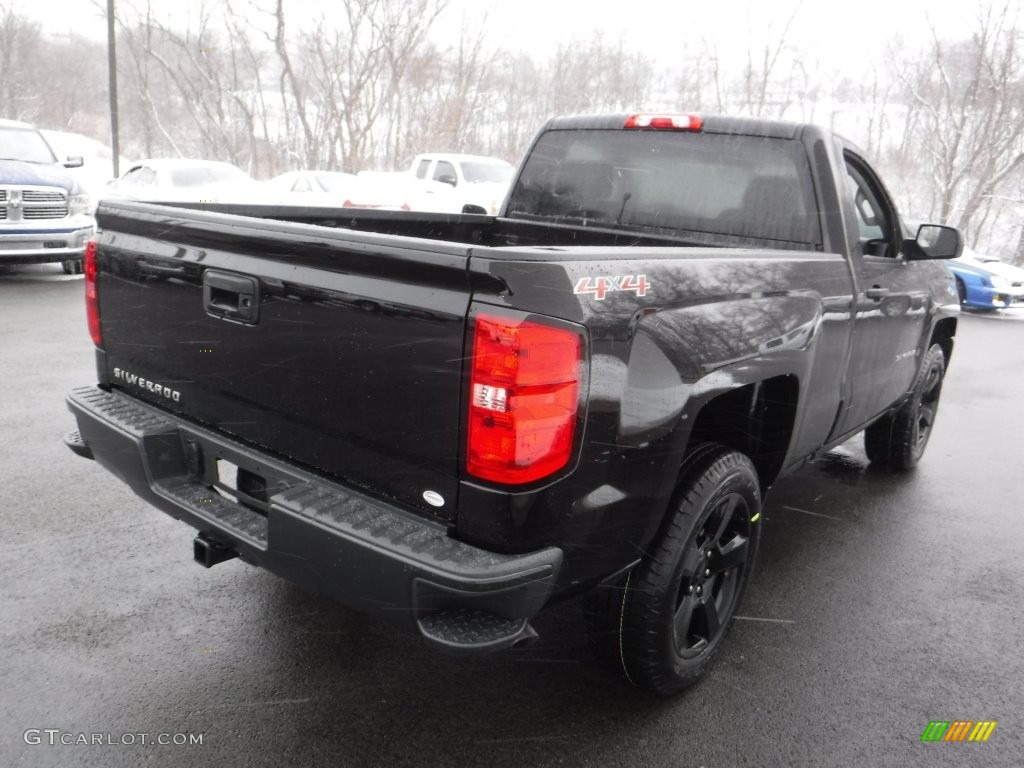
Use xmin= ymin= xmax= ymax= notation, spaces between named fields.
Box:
xmin=347 ymin=171 xmax=415 ymax=210
xmin=103 ymin=159 xmax=258 ymax=204
xmin=266 ymin=170 xmax=358 ymax=202
xmin=946 ymin=246 xmax=1024 ymax=310
xmin=0 ymin=118 xmax=94 ymax=274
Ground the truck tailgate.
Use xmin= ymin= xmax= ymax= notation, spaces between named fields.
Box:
xmin=94 ymin=202 xmax=474 ymax=518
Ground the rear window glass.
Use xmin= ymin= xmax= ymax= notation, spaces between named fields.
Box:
xmin=506 ymin=129 xmax=821 ymax=247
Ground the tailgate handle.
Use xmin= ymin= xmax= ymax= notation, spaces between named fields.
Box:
xmin=203 ymin=271 xmax=260 ymax=324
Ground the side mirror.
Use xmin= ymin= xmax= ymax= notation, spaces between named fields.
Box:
xmin=461 ymin=203 xmax=487 ymax=215
xmin=64 ymin=156 xmax=84 ymax=169
xmin=903 ymin=224 xmax=962 ymax=260
xmin=437 ymin=174 xmax=457 ymax=187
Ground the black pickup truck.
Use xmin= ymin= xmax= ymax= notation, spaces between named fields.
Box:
xmin=65 ymin=113 xmax=961 ymax=694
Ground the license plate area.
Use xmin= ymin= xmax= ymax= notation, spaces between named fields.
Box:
xmin=212 ymin=457 xmax=270 ymax=516
xmin=179 ymin=428 xmax=299 ymax=517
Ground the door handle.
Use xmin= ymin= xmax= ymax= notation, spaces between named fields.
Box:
xmin=866 ymin=286 xmax=890 ymax=301
xmin=203 ymin=270 xmax=260 ymax=324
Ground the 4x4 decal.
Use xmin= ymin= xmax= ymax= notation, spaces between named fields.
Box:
xmin=573 ymin=274 xmax=650 ymax=300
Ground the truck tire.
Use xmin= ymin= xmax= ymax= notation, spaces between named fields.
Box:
xmin=864 ymin=343 xmax=946 ymax=471
xmin=609 ymin=445 xmax=762 ymax=695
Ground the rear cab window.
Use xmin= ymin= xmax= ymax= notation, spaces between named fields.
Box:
xmin=505 ymin=128 xmax=822 ymax=249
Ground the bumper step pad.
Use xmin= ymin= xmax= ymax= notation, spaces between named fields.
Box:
xmin=417 ymin=608 xmax=538 ymax=654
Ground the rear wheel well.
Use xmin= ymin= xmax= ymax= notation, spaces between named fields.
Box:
xmin=930 ymin=317 xmax=956 ymax=364
xmin=686 ymin=375 xmax=799 ymax=489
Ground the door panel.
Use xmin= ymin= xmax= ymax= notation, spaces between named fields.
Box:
xmin=835 ymin=152 xmax=929 ymax=434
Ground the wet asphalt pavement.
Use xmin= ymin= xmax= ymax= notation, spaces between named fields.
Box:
xmin=2 ymin=264 xmax=1023 ymax=768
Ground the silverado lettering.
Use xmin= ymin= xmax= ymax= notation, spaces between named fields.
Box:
xmin=65 ymin=112 xmax=962 ymax=695
xmin=112 ymin=367 xmax=181 ymax=402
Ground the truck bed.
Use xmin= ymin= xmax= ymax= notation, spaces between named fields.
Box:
xmin=92 ymin=199 xmax=849 ymax=531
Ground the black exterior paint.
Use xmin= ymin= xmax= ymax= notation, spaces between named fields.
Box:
xmin=69 ymin=115 xmax=959 ymax=633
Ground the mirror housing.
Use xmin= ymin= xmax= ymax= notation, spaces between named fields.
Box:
xmin=437 ymin=174 xmax=457 ymax=187
xmin=63 ymin=156 xmax=84 ymax=169
xmin=903 ymin=224 xmax=962 ymax=260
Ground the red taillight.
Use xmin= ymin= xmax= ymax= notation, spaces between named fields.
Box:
xmin=623 ymin=113 xmax=703 ymax=131
xmin=467 ymin=313 xmax=582 ymax=484
xmin=84 ymin=239 xmax=101 ymax=348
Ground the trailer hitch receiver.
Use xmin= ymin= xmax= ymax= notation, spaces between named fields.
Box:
xmin=193 ymin=532 xmax=238 ymax=568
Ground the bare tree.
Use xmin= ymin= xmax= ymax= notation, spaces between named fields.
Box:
xmin=740 ymin=2 xmax=803 ymax=118
xmin=391 ymin=12 xmax=499 ymax=162
xmin=1 ymin=3 xmax=105 ymax=132
xmin=5 ymin=0 xmax=1019 ymax=262
xmin=256 ymin=0 xmax=449 ymax=171
xmin=895 ymin=1 xmax=1024 ymax=247
xmin=112 ymin=1 xmax=183 ymax=158
xmin=0 ymin=4 xmax=43 ymax=120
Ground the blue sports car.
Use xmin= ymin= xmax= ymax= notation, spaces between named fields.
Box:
xmin=945 ymin=248 xmax=1024 ymax=311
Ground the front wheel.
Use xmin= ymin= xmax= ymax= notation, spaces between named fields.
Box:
xmin=864 ymin=343 xmax=946 ymax=470
xmin=612 ymin=446 xmax=762 ymax=695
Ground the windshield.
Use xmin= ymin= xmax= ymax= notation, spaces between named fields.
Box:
xmin=507 ymin=129 xmax=821 ymax=246
xmin=0 ymin=126 xmax=58 ymax=164
xmin=169 ymin=164 xmax=249 ymax=187
xmin=462 ymin=161 xmax=513 ymax=184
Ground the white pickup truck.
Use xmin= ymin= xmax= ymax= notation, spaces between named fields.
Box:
xmin=357 ymin=153 xmax=513 ymax=214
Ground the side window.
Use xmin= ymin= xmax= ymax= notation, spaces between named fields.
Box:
xmin=135 ymin=167 xmax=157 ymax=187
xmin=119 ymin=168 xmax=143 ymax=187
xmin=433 ymin=161 xmax=457 ymax=186
xmin=844 ymin=155 xmax=895 ymax=258
xmin=415 ymin=159 xmax=430 ymax=179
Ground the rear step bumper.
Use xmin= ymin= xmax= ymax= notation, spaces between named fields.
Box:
xmin=65 ymin=385 xmax=561 ymax=655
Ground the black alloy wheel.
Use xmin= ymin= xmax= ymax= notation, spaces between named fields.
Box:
xmin=864 ymin=343 xmax=946 ymax=470
xmin=672 ymin=490 xmax=751 ymax=659
xmin=911 ymin=353 xmax=944 ymax=453
xmin=610 ymin=445 xmax=762 ymax=695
